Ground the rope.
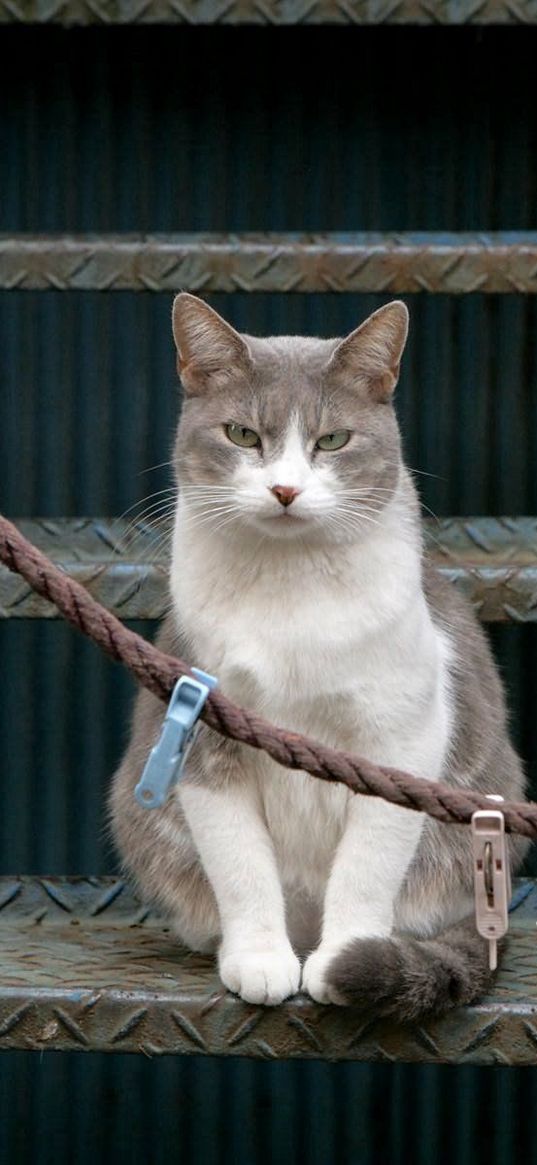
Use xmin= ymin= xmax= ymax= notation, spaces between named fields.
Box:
xmin=2 ymin=511 xmax=537 ymax=838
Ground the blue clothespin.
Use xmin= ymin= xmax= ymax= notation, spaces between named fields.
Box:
xmin=134 ymin=668 xmax=218 ymax=810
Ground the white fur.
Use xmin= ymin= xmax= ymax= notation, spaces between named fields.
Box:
xmin=170 ymin=423 xmax=454 ymax=1005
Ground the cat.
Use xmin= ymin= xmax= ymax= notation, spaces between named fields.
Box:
xmin=109 ymin=293 xmax=527 ymax=1019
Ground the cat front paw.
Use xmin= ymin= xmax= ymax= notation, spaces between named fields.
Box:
xmin=219 ymin=944 xmax=301 ymax=1006
xmin=302 ymin=946 xmax=347 ymax=1005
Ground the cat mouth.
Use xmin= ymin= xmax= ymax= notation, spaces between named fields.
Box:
xmin=258 ymin=509 xmax=314 ymax=531
xmin=267 ymin=509 xmax=308 ymax=521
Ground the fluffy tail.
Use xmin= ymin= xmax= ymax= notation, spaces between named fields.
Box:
xmin=327 ymin=919 xmax=495 ymax=1022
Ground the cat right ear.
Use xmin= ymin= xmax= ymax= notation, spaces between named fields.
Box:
xmin=172 ymin=293 xmax=251 ymax=393
xmin=329 ymin=301 xmax=409 ymax=402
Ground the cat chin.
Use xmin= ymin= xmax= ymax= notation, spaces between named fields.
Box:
xmin=247 ymin=512 xmax=360 ymax=545
xmin=246 ymin=517 xmax=313 ymax=542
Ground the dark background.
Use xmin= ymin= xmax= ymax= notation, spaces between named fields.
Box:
xmin=1 ymin=24 xmax=537 ymax=1165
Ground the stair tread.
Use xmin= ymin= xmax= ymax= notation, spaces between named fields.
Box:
xmin=1 ymin=876 xmax=536 ymax=1062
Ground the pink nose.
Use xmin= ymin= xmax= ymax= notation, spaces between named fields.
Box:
xmin=270 ymin=485 xmax=301 ymax=508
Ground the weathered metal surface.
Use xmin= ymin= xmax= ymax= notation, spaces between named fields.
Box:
xmin=1 ymin=876 xmax=536 ymax=1062
xmin=0 ymin=518 xmax=170 ymax=621
xmin=3 ymin=234 xmax=537 ymax=294
xmin=2 ymin=517 xmax=537 ymax=622
xmin=2 ymin=0 xmax=537 ymax=22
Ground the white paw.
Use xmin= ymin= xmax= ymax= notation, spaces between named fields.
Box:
xmin=301 ymin=946 xmax=346 ymax=1006
xmin=219 ymin=944 xmax=301 ymax=1005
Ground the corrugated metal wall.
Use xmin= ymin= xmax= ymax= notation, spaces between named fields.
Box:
xmin=2 ymin=25 xmax=537 ymax=1165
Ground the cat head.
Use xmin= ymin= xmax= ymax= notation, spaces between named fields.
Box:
xmin=171 ymin=293 xmax=409 ymax=543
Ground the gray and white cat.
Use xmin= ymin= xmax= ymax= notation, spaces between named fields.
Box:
xmin=110 ymin=294 xmax=527 ymax=1019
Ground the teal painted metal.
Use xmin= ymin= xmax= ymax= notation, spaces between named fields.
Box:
xmin=1 ymin=21 xmax=537 ymax=1165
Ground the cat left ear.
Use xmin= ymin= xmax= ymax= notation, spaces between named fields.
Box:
xmin=330 ymin=301 xmax=409 ymax=401
xmin=172 ymin=293 xmax=251 ymax=393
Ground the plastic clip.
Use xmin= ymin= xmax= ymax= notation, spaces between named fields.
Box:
xmin=471 ymin=797 xmax=511 ymax=971
xmin=134 ymin=668 xmax=218 ymax=810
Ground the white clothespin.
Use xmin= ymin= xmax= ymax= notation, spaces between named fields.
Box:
xmin=471 ymin=795 xmax=511 ymax=971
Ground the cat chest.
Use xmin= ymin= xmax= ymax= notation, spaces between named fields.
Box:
xmin=193 ymin=581 xmax=388 ymax=686
xmin=216 ymin=602 xmax=374 ymax=729
xmin=177 ymin=562 xmax=443 ymax=746
xmin=212 ymin=596 xmax=427 ymax=728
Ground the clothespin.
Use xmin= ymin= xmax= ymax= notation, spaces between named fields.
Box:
xmin=134 ymin=668 xmax=218 ymax=810
xmin=471 ymin=795 xmax=511 ymax=971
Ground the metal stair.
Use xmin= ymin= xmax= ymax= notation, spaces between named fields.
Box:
xmin=1 ymin=876 xmax=536 ymax=1064
xmin=3 ymin=210 xmax=537 ymax=1057
xmin=1 ymin=0 xmax=537 ymax=24
xmin=2 ymin=233 xmax=537 ymax=293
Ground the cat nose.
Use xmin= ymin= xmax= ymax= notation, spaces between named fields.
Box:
xmin=270 ymin=485 xmax=301 ymax=508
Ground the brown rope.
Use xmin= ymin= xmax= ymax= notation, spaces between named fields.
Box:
xmin=2 ymin=511 xmax=537 ymax=838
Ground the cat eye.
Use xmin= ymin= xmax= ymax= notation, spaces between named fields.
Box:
xmin=225 ymin=423 xmax=261 ymax=449
xmin=315 ymin=430 xmax=351 ymax=452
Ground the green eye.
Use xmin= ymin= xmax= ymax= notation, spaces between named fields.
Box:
xmin=225 ymin=423 xmax=261 ymax=449
xmin=315 ymin=430 xmax=351 ymax=452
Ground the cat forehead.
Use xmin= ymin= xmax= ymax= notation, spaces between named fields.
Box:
xmin=219 ymin=335 xmax=343 ymax=436
xmin=181 ymin=330 xmax=382 ymax=440
xmin=242 ymin=334 xmax=343 ymax=431
xmin=244 ymin=333 xmax=339 ymax=376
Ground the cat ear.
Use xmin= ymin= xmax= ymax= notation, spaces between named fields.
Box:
xmin=172 ymin=293 xmax=251 ymax=392
xmin=330 ymin=301 xmax=409 ymax=401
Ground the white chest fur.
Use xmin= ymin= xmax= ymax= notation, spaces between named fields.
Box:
xmin=171 ymin=496 xmax=453 ymax=896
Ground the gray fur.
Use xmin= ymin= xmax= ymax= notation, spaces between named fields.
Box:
xmin=328 ymin=921 xmax=499 ymax=1021
xmin=110 ymin=295 xmax=527 ymax=1018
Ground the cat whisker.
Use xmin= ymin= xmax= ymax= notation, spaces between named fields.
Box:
xmin=335 ymin=505 xmax=384 ymax=521
xmin=329 ymin=513 xmax=376 ymax=541
xmin=179 ymin=506 xmax=247 ymax=534
xmin=119 ymin=504 xmax=177 ymax=548
xmin=181 ymin=498 xmax=243 ymax=511
xmin=383 ymin=460 xmax=445 ymax=481
xmin=336 ymin=488 xmax=397 ymax=498
xmin=141 ymin=533 xmax=174 ymax=569
xmin=336 ymin=500 xmax=384 ymax=511
xmin=116 ymin=496 xmax=177 ymax=544
xmin=188 ymin=506 xmax=247 ymax=537
xmin=180 ymin=502 xmax=245 ymax=520
xmin=211 ymin=516 xmax=244 ymax=536
xmin=419 ymin=502 xmax=440 ymax=523
xmin=336 ymin=484 xmax=396 ymax=492
xmin=119 ymin=529 xmax=173 ymax=562
xmin=179 ymin=484 xmax=247 ymax=494
xmin=122 ymin=497 xmax=177 ymax=526
xmin=115 ymin=487 xmax=177 ymax=524
xmin=181 ymin=490 xmax=260 ymax=504
xmin=332 ymin=508 xmax=381 ymax=531
xmin=139 ymin=459 xmax=176 ymax=475
xmin=119 ymin=503 xmax=176 ymax=542
xmin=119 ymin=538 xmax=171 ymax=570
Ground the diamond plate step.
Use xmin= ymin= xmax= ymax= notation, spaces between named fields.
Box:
xmin=1 ymin=876 xmax=537 ymax=1062
xmin=2 ymin=233 xmax=537 ymax=293
xmin=1 ymin=2 xmax=537 ymax=25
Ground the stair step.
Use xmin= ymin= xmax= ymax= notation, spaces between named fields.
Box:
xmin=2 ymin=233 xmax=537 ymax=293
xmin=2 ymin=517 xmax=537 ymax=622
xmin=1 ymin=875 xmax=536 ymax=1062
xmin=1 ymin=0 xmax=536 ymax=25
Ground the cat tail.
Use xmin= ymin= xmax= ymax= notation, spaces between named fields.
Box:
xmin=327 ymin=918 xmax=495 ymax=1021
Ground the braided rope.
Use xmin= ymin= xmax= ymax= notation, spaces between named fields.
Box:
xmin=1 ymin=512 xmax=537 ymax=837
